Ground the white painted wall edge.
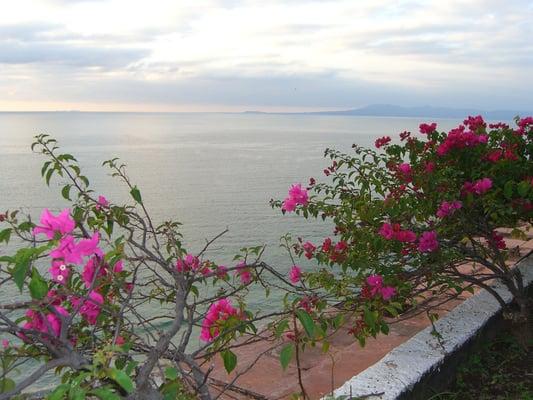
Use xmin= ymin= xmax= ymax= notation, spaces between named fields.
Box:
xmin=326 ymin=256 xmax=533 ymax=400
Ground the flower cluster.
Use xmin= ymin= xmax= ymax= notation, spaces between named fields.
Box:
xmin=418 ymin=231 xmax=439 ymax=253
xmin=436 ymin=200 xmax=462 ymax=218
xmin=375 ymin=136 xmax=391 ymax=148
xmin=462 ymin=177 xmax=493 ymax=195
xmin=379 ymin=223 xmax=417 ymax=243
xmin=436 ymin=125 xmax=488 ymax=156
xmin=281 ymin=184 xmax=309 ymax=212
xmin=200 ymin=299 xmax=239 ymax=342
xmin=289 ymin=265 xmax=302 ymax=283
xmin=365 ymin=275 xmax=396 ymax=300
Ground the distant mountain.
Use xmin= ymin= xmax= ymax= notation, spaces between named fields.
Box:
xmin=243 ymin=104 xmax=530 ymax=119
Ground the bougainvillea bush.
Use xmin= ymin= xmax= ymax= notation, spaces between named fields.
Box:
xmin=273 ymin=116 xmax=533 ymax=349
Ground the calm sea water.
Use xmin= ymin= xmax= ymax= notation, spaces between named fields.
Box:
xmin=0 ymin=112 xmax=466 ymax=308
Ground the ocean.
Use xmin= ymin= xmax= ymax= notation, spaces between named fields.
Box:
xmin=0 ymin=112 xmax=466 ymax=309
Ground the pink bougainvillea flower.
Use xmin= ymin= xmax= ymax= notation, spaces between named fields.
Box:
xmin=321 ymin=237 xmax=332 ymax=252
xmin=418 ymin=231 xmax=439 ymax=253
xmin=379 ymin=223 xmax=394 ymax=240
xmin=491 ymin=231 xmax=507 ymax=250
xmin=462 ymin=178 xmax=493 ymax=196
xmin=96 ymin=195 xmax=110 ymax=210
xmin=398 ymin=163 xmax=411 ymax=175
xmin=436 ymin=200 xmax=462 ymax=218
xmin=216 ymin=265 xmax=228 ymax=279
xmin=436 ymin=125 xmax=488 ymax=156
xmin=424 ymin=161 xmax=436 ymax=173
xmin=334 ymin=241 xmax=348 ymax=252
xmin=72 ymin=291 xmax=104 ymax=325
xmin=50 ymin=232 xmax=103 ymax=264
xmin=2 ymin=339 xmax=9 ymax=349
xmin=366 ymin=274 xmax=383 ymax=289
xmin=380 ymin=286 xmax=397 ymax=300
xmin=396 ymin=230 xmax=417 ymax=243
xmin=49 ymin=260 xmax=70 ymax=284
xmin=234 ymin=261 xmax=252 ymax=285
xmin=302 ymin=241 xmax=316 ymax=259
xmin=21 ymin=306 xmax=69 ymax=339
xmin=200 ymin=298 xmax=238 ymax=342
xmin=419 ymin=122 xmax=437 ymax=135
xmin=463 ymin=115 xmax=486 ymax=131
xmin=33 ymin=208 xmax=75 ymax=239
xmin=366 ymin=274 xmax=396 ymax=300
xmin=113 ymin=260 xmax=123 ymax=273
xmin=473 ymin=178 xmax=492 ymax=194
xmin=282 ymin=184 xmax=308 ymax=212
xmin=175 ymin=253 xmax=200 ymax=273
xmin=375 ymin=136 xmax=391 ymax=148
xmin=485 ymin=149 xmax=502 ymax=163
xmin=289 ymin=265 xmax=302 ymax=284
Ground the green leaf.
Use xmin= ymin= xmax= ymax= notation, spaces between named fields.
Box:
xmin=275 ymin=319 xmax=289 ymax=338
xmin=107 ymin=368 xmax=134 ymax=394
xmin=90 ymin=388 xmax=121 ymax=400
xmin=29 ymin=268 xmax=49 ymax=300
xmin=517 ymin=181 xmax=530 ymax=197
xmin=69 ymin=386 xmax=86 ymax=400
xmin=130 ymin=186 xmax=142 ymax=204
xmin=363 ymin=308 xmax=377 ymax=328
xmin=221 ymin=350 xmax=237 ymax=374
xmin=13 ymin=259 xmax=30 ymax=292
xmin=41 ymin=161 xmax=52 ymax=177
xmin=0 ymin=228 xmax=11 ymax=244
xmin=0 ymin=378 xmax=15 ymax=393
xmin=45 ymin=168 xmax=54 ymax=186
xmin=61 ymin=185 xmax=72 ymax=201
xmin=164 ymin=367 xmax=178 ymax=381
xmin=46 ymin=384 xmax=70 ymax=400
xmin=295 ymin=309 xmax=315 ymax=338
xmin=503 ymin=181 xmax=514 ymax=199
xmin=279 ymin=343 xmax=294 ymax=370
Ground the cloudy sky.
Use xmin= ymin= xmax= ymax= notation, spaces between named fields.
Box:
xmin=1 ymin=0 xmax=532 ymax=112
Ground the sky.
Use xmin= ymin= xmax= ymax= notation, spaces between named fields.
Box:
xmin=0 ymin=0 xmax=532 ymax=112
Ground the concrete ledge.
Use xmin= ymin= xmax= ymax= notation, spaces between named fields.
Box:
xmin=328 ymin=256 xmax=533 ymax=400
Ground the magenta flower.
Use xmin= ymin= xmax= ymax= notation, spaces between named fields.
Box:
xmin=49 ymin=260 xmax=70 ymax=284
xmin=96 ymin=195 xmax=110 ymax=210
xmin=419 ymin=122 xmax=437 ymax=135
xmin=282 ymin=184 xmax=309 ymax=212
xmin=289 ymin=265 xmax=302 ymax=284
xmin=380 ymin=286 xmax=397 ymax=300
xmin=398 ymin=163 xmax=411 ymax=175
xmin=216 ymin=265 xmax=228 ymax=279
xmin=375 ymin=136 xmax=391 ymax=148
xmin=473 ymin=178 xmax=492 ymax=194
xmin=366 ymin=274 xmax=383 ymax=289
xmin=200 ymin=298 xmax=238 ymax=342
xmin=50 ymin=232 xmax=102 ymax=264
xmin=418 ymin=231 xmax=439 ymax=253
xmin=436 ymin=200 xmax=462 ymax=218
xmin=2 ymin=339 xmax=9 ymax=349
xmin=396 ymin=230 xmax=417 ymax=243
xmin=33 ymin=208 xmax=75 ymax=239
xmin=176 ymin=253 xmax=200 ymax=273
xmin=379 ymin=223 xmax=394 ymax=240
xmin=72 ymin=291 xmax=103 ymax=325
xmin=366 ymin=274 xmax=396 ymax=300
xmin=234 ymin=261 xmax=252 ymax=285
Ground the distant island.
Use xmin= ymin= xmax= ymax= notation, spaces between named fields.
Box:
xmin=244 ymin=104 xmax=530 ymax=120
